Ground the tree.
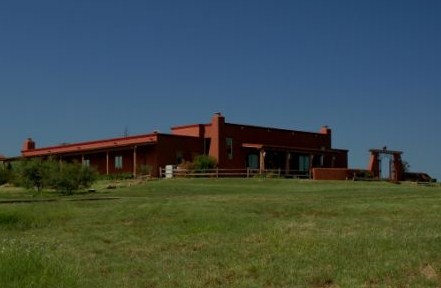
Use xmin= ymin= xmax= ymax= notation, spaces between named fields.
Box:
xmin=401 ymin=160 xmax=411 ymax=173
xmin=16 ymin=158 xmax=98 ymax=195
xmin=16 ymin=158 xmax=55 ymax=193
xmin=50 ymin=162 xmax=98 ymax=195
xmin=0 ymin=167 xmax=9 ymax=185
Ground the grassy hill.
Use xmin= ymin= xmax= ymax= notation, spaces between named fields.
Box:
xmin=1 ymin=179 xmax=441 ymax=287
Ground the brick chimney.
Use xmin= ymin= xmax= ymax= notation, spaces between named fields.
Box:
xmin=320 ymin=126 xmax=332 ymax=148
xmin=209 ymin=112 xmax=225 ymax=166
xmin=320 ymin=125 xmax=331 ymax=135
xmin=22 ymin=138 xmax=36 ymax=152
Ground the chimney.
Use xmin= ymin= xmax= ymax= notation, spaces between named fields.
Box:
xmin=209 ymin=112 xmax=225 ymax=165
xmin=212 ymin=112 xmax=225 ymax=125
xmin=320 ymin=125 xmax=331 ymax=135
xmin=22 ymin=138 xmax=36 ymax=152
xmin=320 ymin=126 xmax=332 ymax=148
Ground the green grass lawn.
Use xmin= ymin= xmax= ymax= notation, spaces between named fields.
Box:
xmin=1 ymin=179 xmax=441 ymax=287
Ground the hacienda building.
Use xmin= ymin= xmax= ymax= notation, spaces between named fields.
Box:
xmin=21 ymin=113 xmax=348 ymax=178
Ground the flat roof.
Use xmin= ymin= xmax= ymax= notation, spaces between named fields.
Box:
xmin=22 ymin=133 xmax=159 ymax=157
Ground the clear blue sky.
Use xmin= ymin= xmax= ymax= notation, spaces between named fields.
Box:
xmin=1 ymin=0 xmax=440 ymax=179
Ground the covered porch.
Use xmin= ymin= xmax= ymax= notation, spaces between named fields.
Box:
xmin=242 ymin=143 xmax=342 ymax=178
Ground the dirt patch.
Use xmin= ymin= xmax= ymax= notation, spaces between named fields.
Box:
xmin=311 ymin=279 xmax=340 ymax=288
xmin=421 ymin=264 xmax=438 ymax=280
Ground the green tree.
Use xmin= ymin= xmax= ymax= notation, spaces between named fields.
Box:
xmin=16 ymin=158 xmax=98 ymax=195
xmin=16 ymin=158 xmax=55 ymax=193
xmin=402 ymin=160 xmax=411 ymax=173
xmin=0 ymin=167 xmax=9 ymax=185
xmin=51 ymin=162 xmax=98 ymax=195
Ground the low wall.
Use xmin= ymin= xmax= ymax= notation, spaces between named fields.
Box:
xmin=313 ymin=168 xmax=351 ymax=180
xmin=313 ymin=168 xmax=372 ymax=180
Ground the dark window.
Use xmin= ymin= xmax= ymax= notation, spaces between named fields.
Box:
xmin=247 ymin=154 xmax=259 ymax=169
xmin=226 ymin=138 xmax=233 ymax=160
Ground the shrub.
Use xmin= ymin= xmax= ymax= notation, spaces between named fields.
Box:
xmin=15 ymin=158 xmax=98 ymax=195
xmin=51 ymin=162 xmax=98 ymax=195
xmin=105 ymin=173 xmax=133 ymax=181
xmin=192 ymin=155 xmax=217 ymax=171
xmin=0 ymin=168 xmax=10 ymax=185
xmin=15 ymin=158 xmax=56 ymax=193
xmin=138 ymin=164 xmax=153 ymax=176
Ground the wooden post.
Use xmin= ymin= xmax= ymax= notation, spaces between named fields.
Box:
xmin=285 ymin=152 xmax=291 ymax=176
xmin=259 ymin=150 xmax=265 ymax=174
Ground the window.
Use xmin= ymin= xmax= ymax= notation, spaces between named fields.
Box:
xmin=115 ymin=156 xmax=123 ymax=169
xmin=226 ymin=138 xmax=233 ymax=160
xmin=204 ymin=138 xmax=211 ymax=155
xmin=299 ymin=155 xmax=310 ymax=172
xmin=247 ymin=154 xmax=259 ymax=169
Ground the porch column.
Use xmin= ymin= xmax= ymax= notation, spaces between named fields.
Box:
xmin=133 ymin=146 xmax=137 ymax=177
xmin=259 ymin=150 xmax=266 ymax=174
xmin=285 ymin=152 xmax=291 ymax=175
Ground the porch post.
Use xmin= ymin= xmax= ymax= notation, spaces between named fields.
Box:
xmin=259 ymin=150 xmax=266 ymax=174
xmin=285 ymin=152 xmax=291 ymax=175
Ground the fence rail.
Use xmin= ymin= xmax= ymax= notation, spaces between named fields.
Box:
xmin=159 ymin=167 xmax=310 ymax=179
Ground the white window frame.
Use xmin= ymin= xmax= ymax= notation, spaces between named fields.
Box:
xmin=115 ymin=156 xmax=123 ymax=169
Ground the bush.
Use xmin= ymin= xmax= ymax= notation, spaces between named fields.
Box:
xmin=192 ymin=155 xmax=217 ymax=170
xmin=51 ymin=163 xmax=98 ymax=195
xmin=105 ymin=173 xmax=133 ymax=181
xmin=15 ymin=158 xmax=55 ymax=193
xmin=15 ymin=158 xmax=98 ymax=195
xmin=0 ymin=168 xmax=10 ymax=185
xmin=138 ymin=164 xmax=153 ymax=176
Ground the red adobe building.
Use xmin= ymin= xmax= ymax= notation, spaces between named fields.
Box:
xmin=21 ymin=113 xmax=348 ymax=177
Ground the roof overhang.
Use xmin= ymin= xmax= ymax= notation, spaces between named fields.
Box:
xmin=22 ymin=134 xmax=159 ymax=157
